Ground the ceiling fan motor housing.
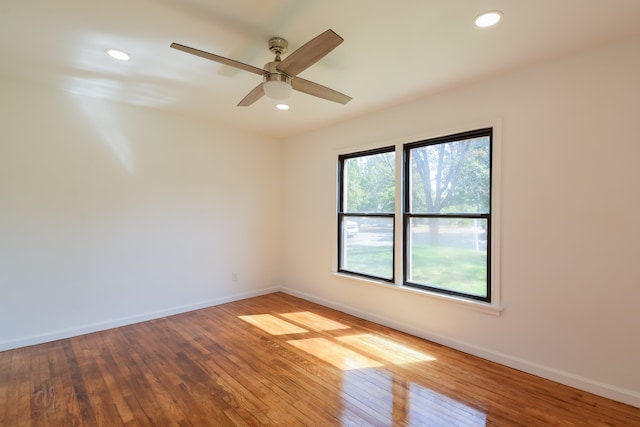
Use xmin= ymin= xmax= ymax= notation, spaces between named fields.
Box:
xmin=263 ymin=61 xmax=292 ymax=83
xmin=263 ymin=61 xmax=292 ymax=99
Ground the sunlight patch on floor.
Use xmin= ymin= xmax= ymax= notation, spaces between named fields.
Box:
xmin=337 ymin=334 xmax=436 ymax=364
xmin=279 ymin=311 xmax=351 ymax=331
xmin=287 ymin=338 xmax=383 ymax=370
xmin=238 ymin=314 xmax=308 ymax=335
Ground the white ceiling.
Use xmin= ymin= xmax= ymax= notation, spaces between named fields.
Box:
xmin=2 ymin=0 xmax=640 ymax=139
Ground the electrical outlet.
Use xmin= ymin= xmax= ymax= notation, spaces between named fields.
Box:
xmin=232 ymin=272 xmax=238 ymax=282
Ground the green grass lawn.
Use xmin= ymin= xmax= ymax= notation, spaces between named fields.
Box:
xmin=343 ymin=246 xmax=394 ymax=279
xmin=344 ymin=245 xmax=486 ymax=296
xmin=411 ymin=245 xmax=486 ymax=296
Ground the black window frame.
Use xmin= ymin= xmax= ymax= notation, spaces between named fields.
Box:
xmin=338 ymin=146 xmax=396 ymax=283
xmin=403 ymin=128 xmax=493 ymax=303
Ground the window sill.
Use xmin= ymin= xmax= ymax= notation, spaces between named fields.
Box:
xmin=333 ymin=272 xmax=504 ymax=316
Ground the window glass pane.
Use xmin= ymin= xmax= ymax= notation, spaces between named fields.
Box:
xmin=343 ymin=151 xmax=395 ymax=213
xmin=341 ymin=216 xmax=393 ymax=280
xmin=410 ymin=137 xmax=490 ymax=214
xmin=407 ymin=217 xmax=487 ymax=298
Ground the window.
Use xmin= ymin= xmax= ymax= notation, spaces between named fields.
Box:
xmin=337 ymin=128 xmax=494 ymax=304
xmin=404 ymin=128 xmax=492 ymax=302
xmin=338 ymin=147 xmax=395 ymax=281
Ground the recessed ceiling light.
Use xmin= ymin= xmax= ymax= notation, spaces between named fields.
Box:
xmin=106 ymin=49 xmax=130 ymax=61
xmin=475 ymin=11 xmax=503 ymax=28
xmin=276 ymin=103 xmax=290 ymax=110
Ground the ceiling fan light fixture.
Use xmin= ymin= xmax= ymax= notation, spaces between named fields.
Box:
xmin=263 ymin=73 xmax=292 ymax=99
xmin=475 ymin=11 xmax=503 ymax=27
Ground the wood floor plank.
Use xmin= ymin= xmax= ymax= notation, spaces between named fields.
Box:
xmin=46 ymin=341 xmax=82 ymax=426
xmin=0 ymin=355 xmax=10 ymax=427
xmin=1 ymin=292 xmax=639 ymax=426
xmin=2 ymin=351 xmax=19 ymax=427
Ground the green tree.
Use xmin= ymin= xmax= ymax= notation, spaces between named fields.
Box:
xmin=411 ymin=137 xmax=490 ymax=243
xmin=345 ymin=151 xmax=395 ymax=213
xmin=411 ymin=137 xmax=489 ymax=214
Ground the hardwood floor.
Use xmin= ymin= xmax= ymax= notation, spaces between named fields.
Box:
xmin=1 ymin=292 xmax=638 ymax=426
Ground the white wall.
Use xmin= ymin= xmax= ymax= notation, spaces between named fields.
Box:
xmin=0 ymin=78 xmax=282 ymax=350
xmin=281 ymin=36 xmax=640 ymax=406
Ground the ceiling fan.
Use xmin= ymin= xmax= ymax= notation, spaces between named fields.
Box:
xmin=170 ymin=29 xmax=352 ymax=106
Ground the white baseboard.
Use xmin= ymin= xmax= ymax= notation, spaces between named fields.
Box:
xmin=280 ymin=287 xmax=640 ymax=409
xmin=0 ymin=287 xmax=280 ymax=352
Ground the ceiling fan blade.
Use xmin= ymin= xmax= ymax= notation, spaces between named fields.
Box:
xmin=238 ymin=83 xmax=265 ymax=106
xmin=170 ymin=43 xmax=266 ymax=75
xmin=277 ymin=29 xmax=343 ymax=76
xmin=292 ymin=78 xmax=351 ymax=104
